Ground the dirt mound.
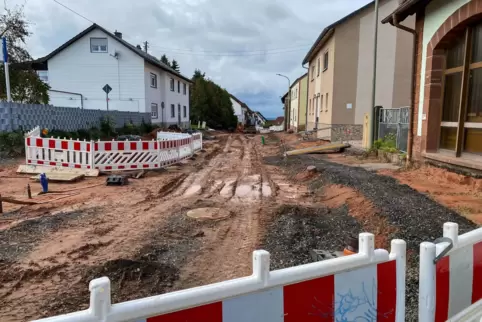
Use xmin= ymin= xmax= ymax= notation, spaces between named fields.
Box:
xmin=86 ymin=258 xmax=179 ymax=290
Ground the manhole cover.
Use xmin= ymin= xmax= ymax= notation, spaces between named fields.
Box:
xmin=186 ymin=207 xmax=230 ymax=220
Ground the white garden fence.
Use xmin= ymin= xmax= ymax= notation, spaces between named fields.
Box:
xmin=25 ymin=131 xmax=202 ymax=172
xmin=34 ymin=233 xmax=407 ymax=322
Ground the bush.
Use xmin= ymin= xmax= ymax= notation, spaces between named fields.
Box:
xmin=371 ymin=133 xmax=399 ymax=154
xmin=0 ymin=131 xmax=24 ymax=156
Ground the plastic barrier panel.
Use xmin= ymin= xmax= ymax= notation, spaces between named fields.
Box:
xmin=24 ymin=130 xmax=203 ymax=172
xmin=94 ymin=140 xmax=162 ymax=171
xmin=25 ymin=137 xmax=93 ymax=169
xmin=192 ymin=133 xmax=203 ymax=151
xmin=419 ymin=222 xmax=482 ymax=322
xmin=34 ymin=233 xmax=406 ymax=322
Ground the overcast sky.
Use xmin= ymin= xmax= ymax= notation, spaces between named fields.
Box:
xmin=8 ymin=0 xmax=372 ymax=118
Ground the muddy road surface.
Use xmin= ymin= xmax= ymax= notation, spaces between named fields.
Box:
xmin=0 ymin=134 xmax=310 ymax=321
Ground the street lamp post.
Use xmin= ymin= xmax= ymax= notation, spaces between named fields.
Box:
xmin=276 ymin=73 xmax=291 ymax=132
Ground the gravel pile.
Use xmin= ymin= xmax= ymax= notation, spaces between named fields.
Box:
xmin=264 ymin=155 xmax=477 ymax=321
xmin=262 ymin=205 xmax=360 ymax=270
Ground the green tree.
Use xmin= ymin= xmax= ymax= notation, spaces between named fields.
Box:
xmin=160 ymin=54 xmax=170 ymax=66
xmin=0 ymin=7 xmax=49 ymax=103
xmin=171 ymin=59 xmax=180 ymax=72
xmin=190 ymin=69 xmax=237 ymax=129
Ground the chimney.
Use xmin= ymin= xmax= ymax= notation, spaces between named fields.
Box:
xmin=114 ymin=30 xmax=122 ymax=39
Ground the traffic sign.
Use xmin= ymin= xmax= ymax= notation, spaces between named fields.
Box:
xmin=102 ymin=84 xmax=112 ymax=94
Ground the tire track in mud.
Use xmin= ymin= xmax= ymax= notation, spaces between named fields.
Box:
xmin=169 ymin=135 xmax=286 ymax=288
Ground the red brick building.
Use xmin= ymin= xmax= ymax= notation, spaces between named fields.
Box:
xmin=383 ymin=0 xmax=482 ymax=172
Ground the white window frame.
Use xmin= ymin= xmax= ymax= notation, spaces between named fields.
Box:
xmin=183 ymin=105 xmax=187 ymax=118
xmin=150 ymin=73 xmax=157 ymax=88
xmin=151 ymin=103 xmax=158 ymax=119
xmin=171 ymin=104 xmax=175 ymax=117
xmin=170 ymin=78 xmax=175 ymax=91
xmin=183 ymin=83 xmax=187 ymax=95
xmin=90 ymin=37 xmax=108 ymax=53
xmin=177 ymin=80 xmax=181 ymax=93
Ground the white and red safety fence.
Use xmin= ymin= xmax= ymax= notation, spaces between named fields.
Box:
xmin=25 ymin=131 xmax=202 ymax=172
xmin=25 ymin=137 xmax=93 ymax=169
xmin=33 ymin=233 xmax=406 ymax=322
xmin=419 ymin=222 xmax=482 ymax=322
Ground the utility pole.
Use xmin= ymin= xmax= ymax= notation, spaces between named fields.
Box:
xmin=368 ymin=0 xmax=380 ymax=149
xmin=143 ymin=41 xmax=149 ymax=53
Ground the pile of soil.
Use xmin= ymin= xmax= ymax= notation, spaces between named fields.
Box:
xmin=85 ymin=258 xmax=179 ymax=301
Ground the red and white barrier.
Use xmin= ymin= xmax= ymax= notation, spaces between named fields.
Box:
xmin=24 ymin=131 xmax=203 ymax=172
xmin=419 ymin=222 xmax=482 ymax=321
xmin=25 ymin=137 xmax=93 ymax=169
xmin=94 ymin=140 xmax=162 ymax=171
xmin=33 ymin=233 xmax=406 ymax=322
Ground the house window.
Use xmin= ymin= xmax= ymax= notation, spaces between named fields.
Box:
xmin=171 ymin=104 xmax=175 ymax=117
xmin=326 ymin=93 xmax=329 ymax=111
xmin=170 ymin=78 xmax=175 ymax=91
xmin=320 ymin=94 xmax=324 ymax=112
xmin=183 ymin=106 xmax=187 ymax=118
xmin=183 ymin=83 xmax=187 ymax=95
xmin=90 ymin=38 xmax=108 ymax=53
xmin=177 ymin=80 xmax=180 ymax=93
xmin=150 ymin=73 xmax=157 ymax=88
xmin=151 ymin=103 xmax=158 ymax=119
xmin=323 ymin=51 xmax=329 ymax=71
xmin=311 ymin=66 xmax=315 ymax=80
xmin=317 ymin=57 xmax=320 ymax=76
xmin=439 ymin=21 xmax=482 ymax=155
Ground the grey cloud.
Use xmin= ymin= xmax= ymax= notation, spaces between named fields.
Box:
xmin=11 ymin=0 xmax=372 ymax=116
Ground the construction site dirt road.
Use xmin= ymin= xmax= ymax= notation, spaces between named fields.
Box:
xmin=1 ymin=132 xmax=481 ymax=321
xmin=0 ymin=133 xmax=313 ymax=321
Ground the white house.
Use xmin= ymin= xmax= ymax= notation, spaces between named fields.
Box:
xmin=253 ymin=112 xmax=267 ymax=126
xmin=230 ymin=94 xmax=245 ymax=125
xmin=32 ymin=24 xmax=192 ymax=128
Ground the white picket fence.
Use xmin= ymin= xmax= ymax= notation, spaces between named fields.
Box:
xmin=34 ymin=233 xmax=407 ymax=322
xmin=25 ymin=131 xmax=203 ymax=172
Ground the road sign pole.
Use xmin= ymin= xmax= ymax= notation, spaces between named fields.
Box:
xmin=102 ymin=84 xmax=112 ymax=111
xmin=3 ymin=38 xmax=11 ymax=102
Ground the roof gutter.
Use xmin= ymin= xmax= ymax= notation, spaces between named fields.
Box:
xmin=392 ymin=14 xmax=417 ymax=163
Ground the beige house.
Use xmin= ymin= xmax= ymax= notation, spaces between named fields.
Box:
xmin=289 ymin=73 xmax=308 ymax=132
xmin=303 ymin=0 xmax=415 ymax=142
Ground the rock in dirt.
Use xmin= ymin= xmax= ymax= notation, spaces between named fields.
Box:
xmin=306 ymin=165 xmax=317 ymax=173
